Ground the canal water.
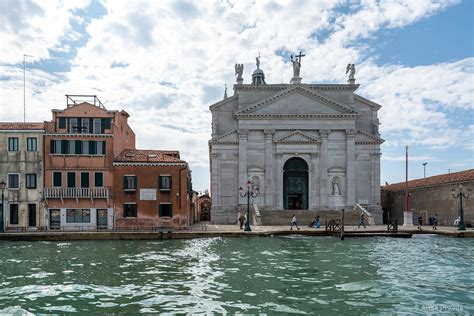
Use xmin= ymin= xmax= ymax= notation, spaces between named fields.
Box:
xmin=0 ymin=236 xmax=472 ymax=315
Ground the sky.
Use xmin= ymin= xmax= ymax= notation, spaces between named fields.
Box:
xmin=0 ymin=0 xmax=473 ymax=192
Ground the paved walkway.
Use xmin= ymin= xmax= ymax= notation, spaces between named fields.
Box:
xmin=190 ymin=222 xmax=473 ymax=236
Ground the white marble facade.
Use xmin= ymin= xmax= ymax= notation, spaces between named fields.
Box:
xmin=209 ymin=61 xmax=384 ymax=224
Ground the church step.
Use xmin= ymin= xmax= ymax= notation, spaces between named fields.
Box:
xmin=260 ymin=209 xmax=362 ymax=226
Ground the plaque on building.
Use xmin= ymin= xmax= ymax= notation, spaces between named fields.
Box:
xmin=140 ymin=188 xmax=157 ymax=201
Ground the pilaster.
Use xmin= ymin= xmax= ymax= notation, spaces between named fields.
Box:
xmin=264 ymin=129 xmax=275 ymax=208
xmin=310 ymin=152 xmax=319 ymax=209
xmin=319 ymin=129 xmax=329 ymax=208
xmin=275 ymin=153 xmax=284 ymax=209
xmin=346 ymin=129 xmax=356 ymax=206
xmin=238 ymin=129 xmax=249 ymax=204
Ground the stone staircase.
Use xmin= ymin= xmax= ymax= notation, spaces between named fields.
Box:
xmin=260 ymin=209 xmax=362 ymax=226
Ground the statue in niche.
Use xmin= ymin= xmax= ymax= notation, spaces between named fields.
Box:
xmin=332 ymin=179 xmax=340 ymax=195
xmin=251 ymin=176 xmax=260 ymax=190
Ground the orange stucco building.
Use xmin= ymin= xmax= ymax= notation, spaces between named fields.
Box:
xmin=113 ymin=149 xmax=191 ymax=229
xmin=43 ymin=95 xmax=135 ymax=230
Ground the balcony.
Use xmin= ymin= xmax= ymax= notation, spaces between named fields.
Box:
xmin=44 ymin=187 xmax=109 ymax=204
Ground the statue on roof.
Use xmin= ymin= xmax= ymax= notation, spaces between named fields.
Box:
xmin=346 ymin=63 xmax=356 ymax=82
xmin=235 ymin=63 xmax=244 ymax=84
xmin=290 ymin=51 xmax=305 ymax=78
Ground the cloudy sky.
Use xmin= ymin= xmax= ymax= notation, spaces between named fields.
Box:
xmin=0 ymin=0 xmax=473 ymax=191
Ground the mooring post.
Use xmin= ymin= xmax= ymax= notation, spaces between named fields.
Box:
xmin=340 ymin=208 xmax=345 ymax=240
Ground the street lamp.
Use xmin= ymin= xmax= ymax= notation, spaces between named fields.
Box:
xmin=422 ymin=162 xmax=428 ymax=178
xmin=239 ymin=180 xmax=259 ymax=232
xmin=0 ymin=180 xmax=5 ymax=233
xmin=452 ymin=184 xmax=471 ymax=231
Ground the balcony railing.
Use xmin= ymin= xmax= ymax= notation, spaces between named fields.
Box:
xmin=44 ymin=187 xmax=109 ymax=204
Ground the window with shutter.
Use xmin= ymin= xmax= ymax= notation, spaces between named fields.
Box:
xmin=159 ymin=176 xmax=172 ymax=191
xmin=59 ymin=117 xmax=66 ymax=129
xmin=159 ymin=203 xmax=172 ymax=217
xmin=53 ymin=172 xmax=62 ymax=187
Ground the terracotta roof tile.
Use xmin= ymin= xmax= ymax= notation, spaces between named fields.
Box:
xmin=114 ymin=149 xmax=185 ymax=164
xmin=382 ymin=169 xmax=474 ymax=191
xmin=0 ymin=122 xmax=44 ymax=130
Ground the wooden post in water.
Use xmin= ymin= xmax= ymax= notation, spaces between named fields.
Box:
xmin=340 ymin=208 xmax=345 ymax=240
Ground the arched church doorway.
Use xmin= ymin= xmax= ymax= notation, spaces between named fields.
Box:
xmin=283 ymin=157 xmax=309 ymax=210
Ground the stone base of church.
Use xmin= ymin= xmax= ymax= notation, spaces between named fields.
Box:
xmin=211 ymin=204 xmax=384 ymax=225
xmin=210 ymin=206 xmax=239 ymax=224
xmin=259 ymin=208 xmax=362 ymax=226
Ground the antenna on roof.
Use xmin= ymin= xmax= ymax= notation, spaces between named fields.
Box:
xmin=23 ymin=54 xmax=33 ymax=122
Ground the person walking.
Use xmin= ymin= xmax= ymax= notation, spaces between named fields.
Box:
xmin=358 ymin=213 xmax=366 ymax=229
xmin=417 ymin=213 xmax=423 ymax=230
xmin=238 ymin=213 xmax=245 ymax=229
xmin=432 ymin=213 xmax=438 ymax=230
xmin=290 ymin=214 xmax=300 ymax=230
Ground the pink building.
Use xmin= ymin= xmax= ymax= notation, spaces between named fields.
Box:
xmin=43 ymin=95 xmax=135 ymax=230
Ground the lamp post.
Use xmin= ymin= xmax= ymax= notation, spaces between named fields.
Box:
xmin=239 ymin=180 xmax=259 ymax=232
xmin=0 ymin=180 xmax=5 ymax=233
xmin=422 ymin=162 xmax=427 ymax=178
xmin=452 ymin=184 xmax=471 ymax=231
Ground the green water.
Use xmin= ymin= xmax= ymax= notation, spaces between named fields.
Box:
xmin=0 ymin=236 xmax=473 ymax=315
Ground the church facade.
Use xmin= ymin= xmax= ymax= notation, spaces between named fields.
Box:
xmin=209 ymin=57 xmax=384 ymax=224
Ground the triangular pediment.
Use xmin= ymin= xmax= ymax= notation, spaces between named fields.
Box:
xmin=236 ymin=85 xmax=359 ymax=117
xmin=356 ymin=130 xmax=384 ymax=144
xmin=274 ymin=130 xmax=320 ymax=144
xmin=210 ymin=130 xmax=238 ymax=144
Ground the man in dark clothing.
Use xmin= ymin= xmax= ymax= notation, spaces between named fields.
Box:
xmin=238 ymin=213 xmax=245 ymax=229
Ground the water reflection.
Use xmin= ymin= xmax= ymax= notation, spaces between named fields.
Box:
xmin=0 ymin=236 xmax=472 ymax=314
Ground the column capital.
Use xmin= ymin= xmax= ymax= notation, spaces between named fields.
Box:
xmin=211 ymin=153 xmax=220 ymax=159
xmin=310 ymin=152 xmax=318 ymax=159
xmin=238 ymin=129 xmax=249 ymax=139
xmin=319 ymin=129 xmax=330 ymax=139
xmin=264 ymin=129 xmax=275 ymax=138
xmin=346 ymin=128 xmax=356 ymax=138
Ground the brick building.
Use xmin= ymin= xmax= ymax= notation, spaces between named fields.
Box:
xmin=381 ymin=169 xmax=473 ymax=226
xmin=113 ymin=149 xmax=191 ymax=229
xmin=43 ymin=95 xmax=135 ymax=230
xmin=0 ymin=122 xmax=45 ymax=231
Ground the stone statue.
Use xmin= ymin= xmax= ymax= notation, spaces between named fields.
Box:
xmin=235 ymin=63 xmax=244 ymax=83
xmin=346 ymin=63 xmax=356 ymax=80
xmin=332 ymin=180 xmax=340 ymax=195
xmin=291 ymin=51 xmax=305 ymax=78
xmin=256 ymin=55 xmax=260 ymax=69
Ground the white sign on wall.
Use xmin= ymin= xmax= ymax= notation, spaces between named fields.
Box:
xmin=140 ymin=188 xmax=157 ymax=201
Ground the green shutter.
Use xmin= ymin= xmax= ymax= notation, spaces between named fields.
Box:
xmin=75 ymin=140 xmax=82 ymax=154
xmin=59 ymin=117 xmax=66 ymax=128
xmin=169 ymin=204 xmax=173 ymax=217
xmin=90 ymin=141 xmax=96 ymax=154
xmin=133 ymin=176 xmax=137 ymax=189
xmin=50 ymin=140 xmax=55 ymax=153
xmin=159 ymin=204 xmax=163 ymax=217
xmin=101 ymin=118 xmax=111 ymax=133
xmin=102 ymin=141 xmax=106 ymax=154
xmin=61 ymin=140 xmax=68 ymax=154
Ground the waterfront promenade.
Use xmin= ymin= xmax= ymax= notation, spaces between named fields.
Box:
xmin=0 ymin=224 xmax=472 ymax=241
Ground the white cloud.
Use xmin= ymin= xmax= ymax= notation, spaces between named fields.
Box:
xmin=0 ymin=0 xmax=472 ymax=190
xmin=0 ymin=0 xmax=89 ymax=63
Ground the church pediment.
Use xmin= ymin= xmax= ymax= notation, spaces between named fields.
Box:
xmin=356 ymin=130 xmax=384 ymax=144
xmin=210 ymin=129 xmax=239 ymax=144
xmin=274 ymin=130 xmax=320 ymax=144
xmin=235 ymin=85 xmax=360 ymax=118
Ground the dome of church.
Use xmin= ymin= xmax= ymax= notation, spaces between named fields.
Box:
xmin=252 ymin=67 xmax=266 ymax=85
